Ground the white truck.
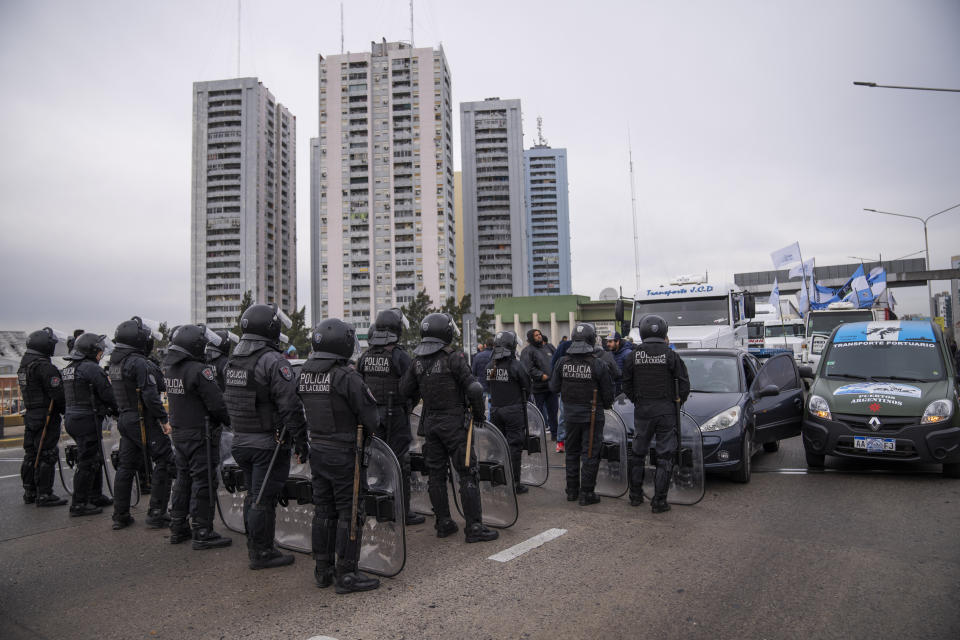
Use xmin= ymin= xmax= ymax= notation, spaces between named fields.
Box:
xmin=618 ymin=276 xmax=756 ymax=349
xmin=800 ymin=301 xmax=883 ymax=368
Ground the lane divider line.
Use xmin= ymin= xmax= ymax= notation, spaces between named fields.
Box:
xmin=0 ymin=473 xmax=21 ymax=480
xmin=488 ymin=528 xmax=567 ymax=563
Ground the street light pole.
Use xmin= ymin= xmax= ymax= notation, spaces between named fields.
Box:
xmin=863 ymin=203 xmax=960 ymax=318
xmin=853 ymin=81 xmax=960 ymax=93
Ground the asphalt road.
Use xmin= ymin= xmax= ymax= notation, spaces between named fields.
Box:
xmin=1 ymin=438 xmax=958 ymax=640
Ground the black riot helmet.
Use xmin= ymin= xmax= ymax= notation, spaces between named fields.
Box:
xmin=71 ymin=333 xmax=110 ymax=361
xmin=638 ymin=314 xmax=669 ymax=341
xmin=240 ymin=303 xmax=291 ymax=341
xmin=170 ymin=324 xmax=216 ymax=359
xmin=491 ymin=330 xmax=519 ymax=360
xmin=368 ymin=308 xmax=408 ymax=346
xmin=567 ymin=322 xmax=597 ymax=355
xmin=310 ymin=318 xmax=358 ymax=360
xmin=207 ymin=330 xmax=238 ymax=357
xmin=26 ymin=327 xmax=61 ymax=357
xmin=115 ymin=316 xmax=151 ymax=350
xmin=413 ymin=313 xmax=459 ymax=356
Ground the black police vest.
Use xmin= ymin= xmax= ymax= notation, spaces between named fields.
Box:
xmin=631 ymin=343 xmax=673 ymax=402
xmin=109 ymin=351 xmax=142 ymax=413
xmin=164 ymin=360 xmax=207 ymax=430
xmin=63 ymin=361 xmax=93 ymax=411
xmin=223 ymin=349 xmax=275 ymax=434
xmin=17 ymin=357 xmax=48 ymax=410
xmin=558 ymin=355 xmax=600 ymax=406
xmin=416 ymin=349 xmax=464 ymax=414
xmin=208 ymin=354 xmax=228 ymax=391
xmin=487 ymin=359 xmax=525 ymax=408
xmin=358 ymin=346 xmax=400 ymax=406
xmin=298 ymin=360 xmax=355 ymax=442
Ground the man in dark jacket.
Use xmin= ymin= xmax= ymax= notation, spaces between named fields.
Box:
xmin=17 ymin=328 xmax=68 ymax=506
xmin=521 ymin=329 xmax=559 ymax=441
xmin=471 ymin=337 xmax=494 ymax=390
xmin=485 ymin=331 xmax=531 ymax=493
xmin=604 ymin=332 xmax=633 ymax=396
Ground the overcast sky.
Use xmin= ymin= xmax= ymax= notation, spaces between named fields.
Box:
xmin=1 ymin=0 xmax=958 ymax=335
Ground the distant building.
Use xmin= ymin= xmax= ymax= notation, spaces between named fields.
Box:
xmin=311 ymin=41 xmax=455 ymax=332
xmin=190 ymin=78 xmax=297 ymax=330
xmin=934 ymin=291 xmax=953 ymax=337
xmin=524 ymin=143 xmax=571 ymax=295
xmin=454 ymin=171 xmax=465 ymax=301
xmin=460 ymin=98 xmax=528 ymax=315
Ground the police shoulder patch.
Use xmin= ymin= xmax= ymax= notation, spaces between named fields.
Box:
xmin=201 ymin=367 xmax=216 ymax=382
xmin=148 ymin=374 xmax=157 ymax=386
xmin=279 ymin=365 xmax=293 ymax=381
xmin=50 ymin=376 xmax=61 ymax=388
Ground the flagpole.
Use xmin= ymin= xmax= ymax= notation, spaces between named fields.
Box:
xmin=796 ymin=245 xmax=810 ymax=316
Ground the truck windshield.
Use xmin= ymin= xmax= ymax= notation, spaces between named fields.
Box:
xmin=634 ymin=297 xmax=729 ymax=327
xmin=807 ymin=311 xmax=872 ymax=335
xmin=765 ymin=324 xmax=803 ymax=338
xmin=748 ymin=323 xmax=764 ymax=339
xmin=683 ymin=355 xmax=742 ymax=393
xmin=823 ymin=340 xmax=945 ymax=382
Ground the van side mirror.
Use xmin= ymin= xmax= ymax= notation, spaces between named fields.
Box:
xmin=744 ymin=292 xmax=756 ymax=320
xmin=798 ymin=366 xmax=815 ymax=379
xmin=614 ymin=299 xmax=624 ymax=323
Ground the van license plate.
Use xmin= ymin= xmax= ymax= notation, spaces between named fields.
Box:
xmin=854 ymin=436 xmax=895 ymax=453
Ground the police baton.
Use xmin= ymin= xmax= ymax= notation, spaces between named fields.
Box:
xmin=587 ymin=389 xmax=598 ymax=458
xmin=674 ymin=378 xmax=683 ymax=466
xmin=349 ymin=423 xmax=363 ymax=542
xmin=135 ymin=387 xmax=152 ymax=491
xmin=89 ymin=383 xmax=113 ymax=496
xmin=464 ymin=416 xmax=474 ymax=468
xmin=254 ymin=424 xmax=287 ymax=507
xmin=33 ymin=399 xmax=55 ymax=469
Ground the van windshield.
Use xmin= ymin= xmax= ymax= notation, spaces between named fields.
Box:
xmin=806 ymin=311 xmax=873 ymax=335
xmin=765 ymin=324 xmax=803 ymax=338
xmin=634 ymin=297 xmax=729 ymax=327
xmin=823 ymin=340 xmax=945 ymax=382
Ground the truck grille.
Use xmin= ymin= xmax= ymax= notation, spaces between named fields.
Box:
xmin=833 ymin=413 xmax=915 ymax=433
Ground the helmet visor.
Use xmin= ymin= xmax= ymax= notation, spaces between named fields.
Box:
xmin=49 ymin=328 xmax=70 ymax=356
xmin=392 ymin=308 xmax=410 ymax=329
xmin=200 ymin=325 xmax=221 ymax=347
xmin=448 ymin=314 xmax=461 ymax=338
xmin=140 ymin=317 xmax=164 ymax=341
xmin=272 ymin=304 xmax=293 ymax=329
xmin=99 ymin=336 xmax=115 ymax=356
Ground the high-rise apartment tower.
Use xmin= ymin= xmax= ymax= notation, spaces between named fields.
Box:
xmin=524 ymin=144 xmax=571 ymax=295
xmin=190 ymin=77 xmax=296 ymax=329
xmin=460 ymin=98 xmax=528 ymax=314
xmin=311 ymin=41 xmax=455 ymax=332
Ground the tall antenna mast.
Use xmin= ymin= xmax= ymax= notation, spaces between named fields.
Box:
xmin=410 ymin=0 xmax=414 ymax=47
xmin=236 ymin=0 xmax=242 ymax=76
xmin=628 ymin=127 xmax=641 ymax=292
xmin=536 ymin=116 xmax=548 ymax=147
xmin=340 ymin=2 xmax=344 ymax=54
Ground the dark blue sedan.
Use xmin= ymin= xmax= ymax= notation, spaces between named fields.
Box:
xmin=616 ymin=349 xmax=804 ymax=483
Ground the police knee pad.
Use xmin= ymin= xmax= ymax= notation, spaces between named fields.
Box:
xmin=38 ymin=448 xmax=59 ymax=466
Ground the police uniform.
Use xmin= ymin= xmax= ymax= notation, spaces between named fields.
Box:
xmin=549 ymin=325 xmax=614 ymax=505
xmin=299 ymin=318 xmax=381 ymax=593
xmin=109 ymin=342 xmax=175 ymax=529
xmin=485 ymin=345 xmax=530 ymax=491
xmin=225 ymin=306 xmax=308 ymax=570
xmin=63 ymin=335 xmax=118 ymax=516
xmin=17 ymin=343 xmax=66 ymax=505
xmin=622 ymin=318 xmax=690 ymax=511
xmin=163 ymin=329 xmax=232 ymax=548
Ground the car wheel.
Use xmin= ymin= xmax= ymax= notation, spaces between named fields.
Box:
xmin=762 ymin=440 xmax=780 ymax=453
xmin=805 ymin=450 xmax=825 ymax=468
xmin=731 ymin=431 xmax=752 ymax=483
xmin=943 ymin=463 xmax=960 ymax=478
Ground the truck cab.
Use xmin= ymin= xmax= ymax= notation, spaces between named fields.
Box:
xmin=625 ymin=276 xmax=755 ymax=349
xmin=800 ymin=302 xmax=876 ymax=368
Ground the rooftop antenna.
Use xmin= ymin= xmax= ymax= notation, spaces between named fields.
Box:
xmin=628 ymin=127 xmax=641 ymax=292
xmin=536 ymin=116 xmax=548 ymax=147
xmin=340 ymin=2 xmax=344 ymax=54
xmin=236 ymin=0 xmax=241 ymax=76
xmin=410 ymin=0 xmax=414 ymax=48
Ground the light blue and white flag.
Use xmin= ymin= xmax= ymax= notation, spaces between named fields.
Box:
xmin=842 ymin=265 xmax=875 ymax=307
xmin=869 ymin=266 xmax=887 ymax=297
xmin=789 ymin=257 xmax=815 ymax=280
xmin=768 ymin=278 xmax=781 ymax=318
xmin=771 ymin=242 xmax=802 ymax=270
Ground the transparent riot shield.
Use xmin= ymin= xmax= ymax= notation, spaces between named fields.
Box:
xmin=217 ymin=429 xmax=247 ymax=533
xmin=358 ymin=436 xmax=406 ymax=577
xmin=451 ymin=420 xmax=518 ymax=528
xmin=407 ymin=406 xmax=433 ymax=516
xmin=520 ymin=402 xmax=549 ymax=487
xmin=59 ymin=441 xmax=76 ymax=495
xmin=641 ymin=410 xmax=705 ymax=505
xmin=274 ymin=454 xmax=313 ymax=553
xmin=595 ymin=409 xmax=629 ymax=498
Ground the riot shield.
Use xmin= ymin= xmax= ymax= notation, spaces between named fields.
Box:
xmin=451 ymin=420 xmax=518 ymax=528
xmin=274 ymin=454 xmax=313 ymax=553
xmin=520 ymin=402 xmax=549 ymax=487
xmin=217 ymin=429 xmax=247 ymax=533
xmin=358 ymin=436 xmax=406 ymax=577
xmin=58 ymin=442 xmax=75 ymax=495
xmin=595 ymin=409 xmax=629 ymax=498
xmin=407 ymin=407 xmax=433 ymax=516
xmin=104 ymin=423 xmax=142 ymax=504
xmin=641 ymin=410 xmax=705 ymax=505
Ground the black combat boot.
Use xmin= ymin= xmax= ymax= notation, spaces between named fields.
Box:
xmin=90 ymin=494 xmax=114 ymax=507
xmin=515 ymin=484 xmax=529 ymax=494
xmin=464 ymin=523 xmax=499 ymax=543
xmin=23 ymin=491 xmax=37 ymax=504
xmin=35 ymin=493 xmax=68 ymax=507
xmin=435 ymin=517 xmax=459 ymax=538
xmin=315 ymin=562 xmax=335 ymax=588
xmin=145 ymin=508 xmax=171 ymax=529
xmin=334 ymin=570 xmax=380 ymax=594
xmin=578 ymin=491 xmax=600 ymax=506
xmin=651 ymin=497 xmax=671 ymax=514
xmin=169 ymin=517 xmax=191 ymax=544
xmin=192 ymin=528 xmax=232 ymax=550
xmin=406 ymin=511 xmax=426 ymax=525
xmin=112 ymin=513 xmax=135 ymax=530
xmin=70 ymin=502 xmax=103 ymax=517
xmin=249 ymin=547 xmax=295 ymax=570
xmin=629 ymin=493 xmax=644 ymax=507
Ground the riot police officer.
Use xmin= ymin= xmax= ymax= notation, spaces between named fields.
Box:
xmin=399 ymin=313 xmax=498 ymax=543
xmin=110 ymin=316 xmax=175 ymax=530
xmin=485 ymin=331 xmax=531 ymax=494
xmin=206 ymin=330 xmax=239 ymax=389
xmin=162 ymin=325 xmax=232 ymax=549
xmin=356 ymin=308 xmax=425 ymax=526
xmin=299 ymin=319 xmax=381 ymax=593
xmin=225 ymin=303 xmax=308 ymax=570
xmin=63 ymin=333 xmax=118 ymax=516
xmin=622 ymin=315 xmax=690 ymax=513
xmin=549 ymin=323 xmax=614 ymax=506
xmin=18 ymin=328 xmax=67 ymax=506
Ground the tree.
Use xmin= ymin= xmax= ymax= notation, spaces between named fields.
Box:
xmin=156 ymin=322 xmax=172 ymax=353
xmin=399 ymin=289 xmax=434 ymax=351
xmin=233 ymin=290 xmax=253 ymax=337
xmin=286 ymin=306 xmax=310 ymax=356
xmin=476 ymin=309 xmax=496 ymax=345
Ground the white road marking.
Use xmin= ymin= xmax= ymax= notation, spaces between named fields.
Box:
xmin=306 ymin=636 xmax=340 ymax=640
xmin=0 ymin=474 xmax=21 ymax=480
xmin=488 ymin=528 xmax=567 ymax=563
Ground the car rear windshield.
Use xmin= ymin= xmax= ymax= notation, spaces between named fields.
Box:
xmin=684 ymin=355 xmax=741 ymax=393
xmin=823 ymin=340 xmax=945 ymax=382
xmin=806 ymin=311 xmax=872 ymax=335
